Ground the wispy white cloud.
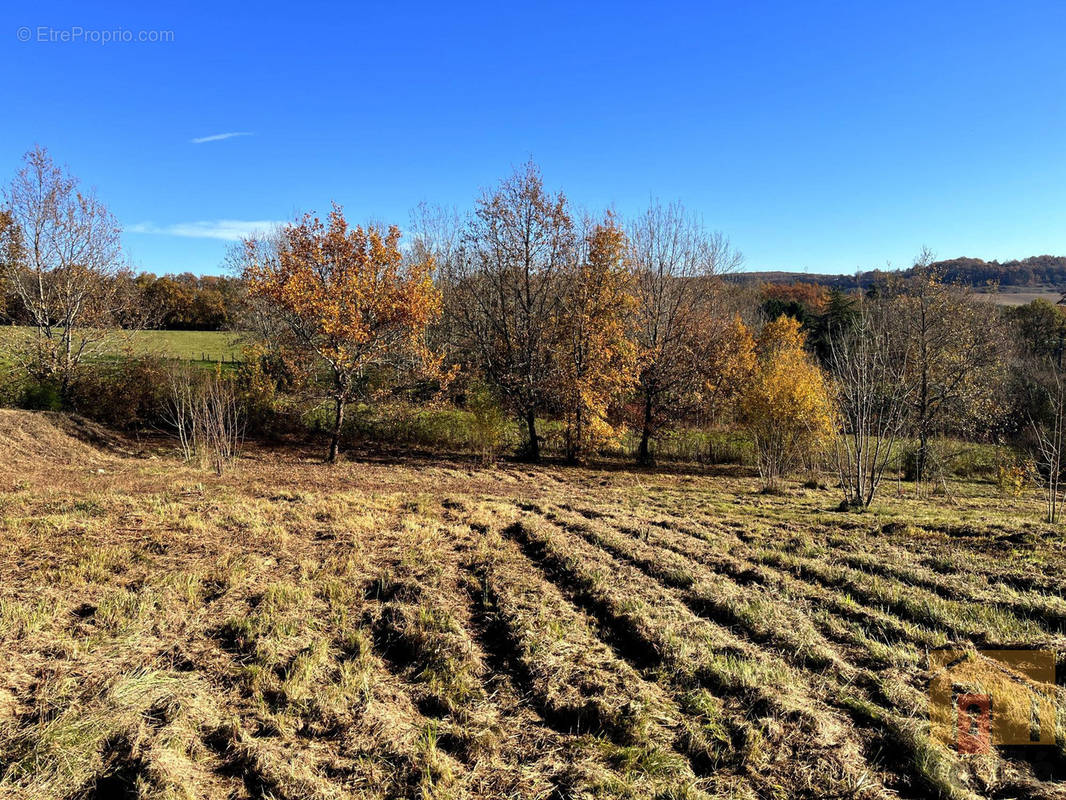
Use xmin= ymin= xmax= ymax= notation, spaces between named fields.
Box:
xmin=126 ymin=219 xmax=283 ymax=241
xmin=190 ymin=131 xmax=254 ymax=144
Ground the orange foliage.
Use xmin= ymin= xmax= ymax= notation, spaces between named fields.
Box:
xmin=555 ymin=216 xmax=638 ymax=462
xmin=760 ymin=281 xmax=830 ymax=313
xmin=243 ymin=205 xmax=444 ymax=461
xmin=700 ymin=314 xmax=756 ymax=420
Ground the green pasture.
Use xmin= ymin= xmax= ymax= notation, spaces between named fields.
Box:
xmin=0 ymin=327 xmax=244 ymax=364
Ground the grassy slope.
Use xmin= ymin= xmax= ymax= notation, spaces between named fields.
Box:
xmin=0 ymin=412 xmax=1064 ymax=799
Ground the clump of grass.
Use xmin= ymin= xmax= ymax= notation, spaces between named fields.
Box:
xmin=0 ymin=597 xmax=58 ymax=640
xmin=838 ymin=692 xmax=978 ymax=800
xmin=0 ymin=670 xmax=221 ymax=799
xmin=377 ymin=599 xmax=483 ymax=720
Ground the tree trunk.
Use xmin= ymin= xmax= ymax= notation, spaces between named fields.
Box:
xmin=524 ymin=409 xmax=540 ymax=462
xmin=916 ymin=427 xmax=928 ymax=491
xmin=327 ymin=397 xmax=345 ymax=464
xmin=566 ymin=406 xmax=582 ymax=464
xmin=915 ymin=332 xmax=930 ymax=492
xmin=637 ymin=394 xmax=654 ymax=466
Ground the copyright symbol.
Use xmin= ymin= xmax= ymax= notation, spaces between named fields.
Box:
xmin=16 ymin=27 xmax=31 ymax=42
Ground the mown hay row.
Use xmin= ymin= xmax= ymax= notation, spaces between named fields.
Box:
xmin=590 ymin=503 xmax=1066 ymax=800
xmin=468 ymin=513 xmax=733 ymax=799
xmin=502 ymin=508 xmax=888 ymax=800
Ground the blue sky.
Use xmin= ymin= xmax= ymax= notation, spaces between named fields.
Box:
xmin=3 ymin=0 xmax=1065 ymax=276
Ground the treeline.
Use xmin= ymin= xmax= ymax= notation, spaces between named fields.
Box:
xmin=6 ymin=147 xmax=1066 ymax=519
xmin=734 ymin=255 xmax=1066 ymax=291
xmin=1 ymin=270 xmax=244 ymax=331
xmin=6 ymin=248 xmax=1060 ymax=337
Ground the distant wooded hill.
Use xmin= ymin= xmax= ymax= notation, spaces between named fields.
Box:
xmin=730 ymin=256 xmax=1066 ymax=290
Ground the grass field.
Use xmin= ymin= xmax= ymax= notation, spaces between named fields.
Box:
xmin=120 ymin=330 xmax=245 ymax=362
xmin=1 ymin=411 xmax=1064 ymax=799
xmin=0 ymin=327 xmax=243 ymax=363
xmin=973 ymin=287 xmax=1065 ymax=307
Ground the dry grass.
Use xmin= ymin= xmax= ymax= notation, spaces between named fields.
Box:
xmin=0 ymin=410 xmax=1064 ymax=798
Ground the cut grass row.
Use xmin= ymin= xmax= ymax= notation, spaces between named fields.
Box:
xmin=467 ymin=512 xmax=728 ymax=799
xmin=561 ymin=497 xmax=1066 ymax=799
xmin=497 ymin=505 xmax=890 ymax=799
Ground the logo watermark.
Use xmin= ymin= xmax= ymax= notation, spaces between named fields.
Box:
xmin=16 ymin=26 xmax=174 ymax=44
xmin=929 ymin=649 xmax=1056 ymax=753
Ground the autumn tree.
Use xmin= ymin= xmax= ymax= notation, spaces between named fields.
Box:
xmin=629 ymin=200 xmax=743 ymax=464
xmin=444 ymin=162 xmax=574 ymax=461
xmin=240 ymin=206 xmax=442 ymax=463
xmin=699 ymin=313 xmax=757 ymax=426
xmin=740 ymin=316 xmax=833 ymax=490
xmin=888 ymin=251 xmax=1005 ymax=488
xmin=554 ymin=214 xmax=637 ymax=463
xmin=1007 ymin=298 xmax=1066 ymax=363
xmin=2 ymin=146 xmax=126 ymax=392
xmin=760 ymin=281 xmax=830 ymax=314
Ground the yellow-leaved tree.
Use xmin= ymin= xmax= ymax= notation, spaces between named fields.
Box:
xmin=741 ymin=316 xmax=833 ymax=490
xmin=700 ymin=313 xmax=757 ymax=423
xmin=242 ymin=205 xmax=443 ymax=463
xmin=555 ymin=215 xmax=638 ymax=463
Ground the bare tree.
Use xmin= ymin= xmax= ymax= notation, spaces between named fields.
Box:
xmin=1028 ymin=361 xmax=1066 ymax=523
xmin=163 ymin=366 xmax=245 ymax=475
xmin=889 ymin=249 xmax=1004 ymax=490
xmin=408 ymin=201 xmax=461 ymax=276
xmin=2 ymin=146 xmax=125 ymax=392
xmin=164 ymin=366 xmax=199 ymax=462
xmin=829 ymin=301 xmax=913 ymax=509
xmin=445 ymin=162 xmax=575 ymax=461
xmin=628 ymin=200 xmax=742 ymax=464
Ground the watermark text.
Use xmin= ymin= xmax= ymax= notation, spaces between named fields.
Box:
xmin=16 ymin=26 xmax=175 ymax=44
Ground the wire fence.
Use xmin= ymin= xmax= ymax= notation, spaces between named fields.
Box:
xmin=171 ymin=352 xmax=243 ymax=365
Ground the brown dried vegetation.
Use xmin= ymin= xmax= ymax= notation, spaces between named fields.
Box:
xmin=0 ymin=411 xmax=1064 ymax=799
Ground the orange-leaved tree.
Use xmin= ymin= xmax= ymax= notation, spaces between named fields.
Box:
xmin=741 ymin=316 xmax=833 ymax=490
xmin=242 ymin=205 xmax=443 ymax=463
xmin=698 ymin=313 xmax=757 ymax=424
xmin=555 ymin=214 xmax=638 ymax=463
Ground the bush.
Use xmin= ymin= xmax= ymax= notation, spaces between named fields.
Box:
xmin=0 ymin=353 xmax=28 ymax=408
xmin=608 ymin=428 xmax=753 ymax=467
xmin=467 ymin=384 xmax=510 ymax=464
xmin=20 ymin=380 xmax=63 ymax=411
xmin=334 ymin=400 xmax=497 ymax=453
xmin=68 ymin=357 xmax=170 ymax=429
xmin=233 ymin=346 xmax=302 ymax=438
xmin=899 ymin=439 xmax=1003 ymax=483
xmin=163 ymin=365 xmax=245 ymax=474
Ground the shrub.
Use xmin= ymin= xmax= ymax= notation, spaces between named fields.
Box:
xmin=995 ymin=453 xmax=1031 ymax=499
xmin=467 ymin=384 xmax=509 ymax=464
xmin=68 ymin=357 xmax=170 ymax=429
xmin=0 ymin=352 xmax=28 ymax=408
xmin=19 ymin=380 xmax=63 ymax=411
xmin=163 ymin=365 xmax=245 ymax=474
xmin=741 ymin=318 xmax=834 ymax=490
xmin=234 ymin=346 xmax=301 ymax=438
